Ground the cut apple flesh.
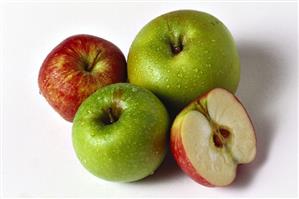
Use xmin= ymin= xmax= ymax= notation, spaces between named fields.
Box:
xmin=181 ymin=88 xmax=256 ymax=186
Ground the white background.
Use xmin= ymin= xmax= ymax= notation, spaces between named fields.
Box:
xmin=1 ymin=1 xmax=298 ymax=197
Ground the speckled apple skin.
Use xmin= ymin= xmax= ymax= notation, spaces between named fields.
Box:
xmin=128 ymin=10 xmax=240 ymax=113
xmin=38 ymin=34 xmax=126 ymax=122
xmin=72 ymin=83 xmax=169 ymax=182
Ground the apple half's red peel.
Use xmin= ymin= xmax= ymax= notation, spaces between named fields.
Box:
xmin=171 ymin=88 xmax=256 ymax=187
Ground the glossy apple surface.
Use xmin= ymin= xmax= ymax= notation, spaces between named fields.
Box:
xmin=38 ymin=34 xmax=126 ymax=122
xmin=128 ymin=10 xmax=240 ymax=113
xmin=171 ymin=88 xmax=256 ymax=187
xmin=72 ymin=83 xmax=169 ymax=182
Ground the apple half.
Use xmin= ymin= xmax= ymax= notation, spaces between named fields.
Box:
xmin=171 ymin=88 xmax=256 ymax=187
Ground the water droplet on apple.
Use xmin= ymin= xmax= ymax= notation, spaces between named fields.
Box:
xmin=211 ymin=39 xmax=216 ymax=42
xmin=177 ymin=85 xmax=181 ymax=88
xmin=194 ymin=68 xmax=199 ymax=73
xmin=177 ymin=73 xmax=182 ymax=77
xmin=83 ymin=159 xmax=87 ymax=164
xmin=166 ymin=85 xmax=170 ymax=88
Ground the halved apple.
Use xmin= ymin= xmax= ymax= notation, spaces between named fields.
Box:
xmin=170 ymin=88 xmax=256 ymax=187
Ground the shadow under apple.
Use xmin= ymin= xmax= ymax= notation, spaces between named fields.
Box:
xmin=132 ymin=149 xmax=184 ymax=184
xmin=230 ymin=40 xmax=285 ymax=189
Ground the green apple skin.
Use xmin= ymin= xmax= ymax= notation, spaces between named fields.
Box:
xmin=72 ymin=83 xmax=169 ymax=182
xmin=128 ymin=10 xmax=240 ymax=113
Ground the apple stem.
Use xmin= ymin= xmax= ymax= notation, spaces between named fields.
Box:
xmin=86 ymin=50 xmax=101 ymax=72
xmin=107 ymin=108 xmax=115 ymax=124
xmin=172 ymin=46 xmax=182 ymax=54
xmin=171 ymin=42 xmax=183 ymax=55
xmin=101 ymin=107 xmax=121 ymax=125
xmin=169 ymin=35 xmax=184 ymax=55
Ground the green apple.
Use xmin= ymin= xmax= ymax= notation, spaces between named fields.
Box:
xmin=72 ymin=83 xmax=169 ymax=182
xmin=128 ymin=10 xmax=240 ymax=113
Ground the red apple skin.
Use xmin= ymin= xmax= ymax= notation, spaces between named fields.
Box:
xmin=170 ymin=111 xmax=214 ymax=187
xmin=170 ymin=88 xmax=257 ymax=187
xmin=38 ymin=34 xmax=127 ymax=122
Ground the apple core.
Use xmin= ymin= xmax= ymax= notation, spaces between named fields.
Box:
xmin=212 ymin=128 xmax=231 ymax=148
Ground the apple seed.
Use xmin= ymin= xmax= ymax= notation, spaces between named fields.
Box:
xmin=213 ymin=134 xmax=223 ymax=148
xmin=220 ymin=128 xmax=230 ymax=138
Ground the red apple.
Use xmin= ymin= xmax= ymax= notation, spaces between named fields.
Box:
xmin=38 ymin=34 xmax=126 ymax=122
xmin=171 ymin=88 xmax=256 ymax=187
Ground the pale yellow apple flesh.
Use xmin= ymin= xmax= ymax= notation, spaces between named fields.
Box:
xmin=181 ymin=88 xmax=256 ymax=186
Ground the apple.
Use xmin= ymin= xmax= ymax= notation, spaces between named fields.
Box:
xmin=72 ymin=83 xmax=169 ymax=182
xmin=128 ymin=10 xmax=240 ymax=113
xmin=170 ymin=88 xmax=256 ymax=187
xmin=38 ymin=34 xmax=126 ymax=122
